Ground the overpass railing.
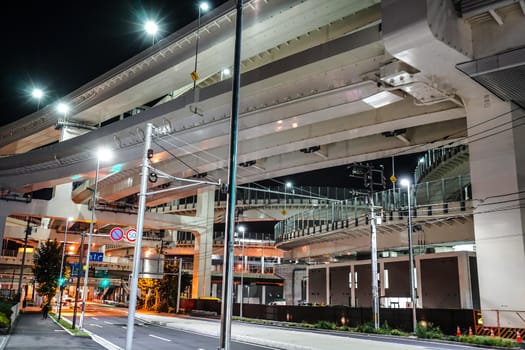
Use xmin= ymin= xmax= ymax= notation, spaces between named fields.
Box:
xmin=275 ymin=175 xmax=471 ymax=243
xmin=414 ymin=145 xmax=468 ymax=183
xmin=148 ymin=185 xmax=354 ymax=214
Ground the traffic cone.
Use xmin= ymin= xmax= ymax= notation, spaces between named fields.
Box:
xmin=517 ymin=330 xmax=522 ymax=343
xmin=456 ymin=326 xmax=461 ymax=337
xmin=468 ymin=326 xmax=473 ymax=336
xmin=490 ymin=328 xmax=495 ymax=338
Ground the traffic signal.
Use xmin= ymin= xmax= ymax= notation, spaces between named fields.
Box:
xmin=100 ymin=278 xmax=110 ymax=288
xmin=58 ymin=277 xmax=66 ymax=287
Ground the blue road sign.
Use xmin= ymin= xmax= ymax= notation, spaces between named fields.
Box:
xmin=89 ymin=252 xmax=104 ymax=262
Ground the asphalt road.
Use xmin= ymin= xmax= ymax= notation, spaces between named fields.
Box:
xmin=66 ymin=303 xmax=274 ymax=350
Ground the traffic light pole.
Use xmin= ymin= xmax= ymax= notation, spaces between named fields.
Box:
xmin=72 ymin=231 xmax=86 ymax=330
xmin=348 ymin=163 xmax=385 ymax=330
xmin=219 ymin=2 xmax=243 ymax=349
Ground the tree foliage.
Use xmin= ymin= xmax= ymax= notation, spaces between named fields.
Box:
xmin=137 ymin=259 xmax=191 ymax=312
xmin=32 ymin=240 xmax=62 ymax=302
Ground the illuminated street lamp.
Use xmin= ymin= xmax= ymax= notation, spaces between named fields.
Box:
xmin=79 ymin=147 xmax=114 ymax=329
xmin=58 ymin=216 xmax=74 ymax=320
xmin=56 ymin=102 xmax=70 ymax=115
xmin=400 ymin=178 xmax=417 ymax=333
xmin=283 ymin=181 xmax=292 ymax=216
xmin=32 ymin=88 xmax=44 ymax=110
xmin=144 ymin=20 xmax=159 ymax=44
xmin=191 ymin=1 xmax=211 ymax=89
xmin=238 ymin=225 xmax=246 ymax=318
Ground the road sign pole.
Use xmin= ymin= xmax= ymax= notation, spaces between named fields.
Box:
xmin=126 ymin=123 xmax=152 ymax=350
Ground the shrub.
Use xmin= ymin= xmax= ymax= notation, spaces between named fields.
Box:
xmin=390 ymin=329 xmax=407 ymax=336
xmin=315 ymin=320 xmax=337 ymax=330
xmin=0 ymin=312 xmax=10 ymax=328
xmin=355 ymin=322 xmax=376 ymax=334
xmin=0 ymin=302 xmax=13 ymax=318
xmin=416 ymin=322 xmax=444 ymax=339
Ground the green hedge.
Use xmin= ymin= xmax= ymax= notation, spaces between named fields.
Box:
xmin=0 ymin=312 xmax=10 ymax=328
xmin=0 ymin=301 xmax=13 ymax=318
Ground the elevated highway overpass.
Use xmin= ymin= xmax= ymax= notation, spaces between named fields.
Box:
xmin=0 ymin=0 xmax=524 ymax=329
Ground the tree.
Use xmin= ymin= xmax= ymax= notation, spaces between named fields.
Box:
xmin=32 ymin=240 xmax=62 ymax=302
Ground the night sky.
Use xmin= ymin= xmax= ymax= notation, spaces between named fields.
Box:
xmin=0 ymin=0 xmax=228 ymax=126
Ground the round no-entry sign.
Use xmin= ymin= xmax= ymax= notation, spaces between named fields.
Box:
xmin=109 ymin=227 xmax=124 ymax=241
xmin=125 ymin=228 xmax=137 ymax=243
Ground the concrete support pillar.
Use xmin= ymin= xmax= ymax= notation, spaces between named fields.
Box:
xmin=350 ymin=264 xmax=356 ymax=307
xmin=262 ymin=285 xmax=266 ymax=305
xmin=379 ymin=261 xmax=385 ymax=306
xmin=415 ymin=256 xmax=423 ymax=308
xmin=457 ymin=252 xmax=473 ymax=308
xmin=212 ymin=283 xmax=218 ymax=298
xmin=191 ymin=187 xmax=215 ymax=298
xmin=236 ymin=284 xmax=242 ymax=303
xmin=306 ymin=269 xmax=310 ymax=304
xmin=465 ymin=98 xmax=525 ymax=326
xmin=325 ymin=266 xmax=330 ymax=305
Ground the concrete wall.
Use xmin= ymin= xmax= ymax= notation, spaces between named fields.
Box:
xmin=420 ymin=256 xmax=460 ymax=308
xmin=330 ymin=266 xmax=350 ymax=306
xmin=308 ymin=268 xmax=326 ymax=305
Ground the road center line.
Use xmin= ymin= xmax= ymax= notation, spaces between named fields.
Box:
xmin=149 ymin=334 xmax=171 ymax=342
xmin=103 ymin=321 xmax=113 ymax=324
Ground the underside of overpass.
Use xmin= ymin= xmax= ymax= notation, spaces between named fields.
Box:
xmin=0 ymin=0 xmax=524 ymax=328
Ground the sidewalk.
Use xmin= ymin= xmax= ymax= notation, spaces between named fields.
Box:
xmin=0 ymin=309 xmax=104 ymax=350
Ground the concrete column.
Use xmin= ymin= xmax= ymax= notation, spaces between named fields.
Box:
xmin=466 ymin=98 xmax=525 ymax=326
xmin=306 ymin=268 xmax=310 ymax=304
xmin=0 ymin=215 xmax=7 ymax=255
xmin=212 ymin=283 xmax=218 ymax=298
xmin=379 ymin=261 xmax=385 ymax=306
xmin=415 ymin=256 xmax=423 ymax=308
xmin=457 ymin=252 xmax=473 ymax=308
xmin=191 ymin=187 xmax=215 ymax=298
xmin=262 ymin=285 xmax=266 ymax=305
xmin=350 ymin=264 xmax=356 ymax=307
xmin=325 ymin=266 xmax=330 ymax=305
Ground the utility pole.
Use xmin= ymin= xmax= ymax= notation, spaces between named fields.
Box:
xmin=348 ymin=163 xmax=385 ymax=329
xmin=17 ymin=217 xmax=32 ymax=305
xmin=72 ymin=231 xmax=86 ymax=330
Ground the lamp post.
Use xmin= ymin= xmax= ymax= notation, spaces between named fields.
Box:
xmin=32 ymin=88 xmax=44 ymax=110
xmin=17 ymin=217 xmax=31 ymax=307
xmin=144 ymin=20 xmax=159 ymax=45
xmin=191 ymin=1 xmax=210 ymax=89
xmin=79 ymin=148 xmax=113 ymax=329
xmin=58 ymin=217 xmax=73 ymax=320
xmin=283 ymin=182 xmax=292 ymax=216
xmin=56 ymin=102 xmax=70 ymax=136
xmin=238 ymin=226 xmax=245 ymax=319
xmin=400 ymin=178 xmax=417 ymax=333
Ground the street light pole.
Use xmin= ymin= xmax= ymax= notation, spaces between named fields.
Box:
xmin=17 ymin=217 xmax=31 ymax=307
xmin=72 ymin=231 xmax=85 ymax=330
xmin=58 ymin=217 xmax=73 ymax=320
xmin=80 ymin=149 xmax=112 ymax=329
xmin=401 ymin=179 xmax=417 ymax=333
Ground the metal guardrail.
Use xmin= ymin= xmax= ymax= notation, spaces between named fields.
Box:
xmin=275 ymin=175 xmax=471 ymax=243
xmin=414 ymin=145 xmax=468 ymax=183
xmin=148 ymin=185 xmax=354 ymax=214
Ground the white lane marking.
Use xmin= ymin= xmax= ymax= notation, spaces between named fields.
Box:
xmin=94 ymin=324 xmax=103 ymax=328
xmin=103 ymin=321 xmax=113 ymax=324
xmin=92 ymin=317 xmax=99 ymax=320
xmin=149 ymin=334 xmax=171 ymax=342
xmin=121 ymin=326 xmax=127 ymax=329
